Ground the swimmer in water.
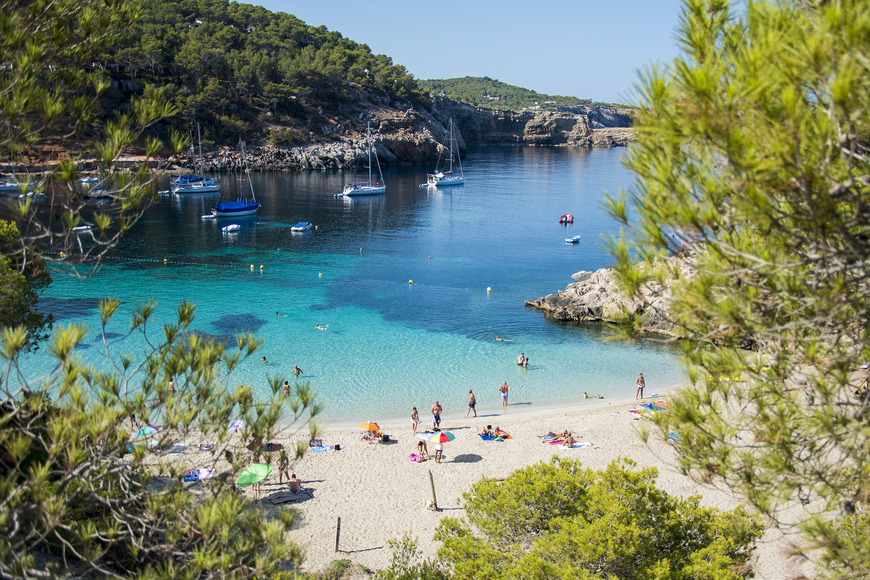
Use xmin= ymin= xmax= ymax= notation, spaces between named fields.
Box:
xmin=315 ymin=324 xmax=329 ymax=330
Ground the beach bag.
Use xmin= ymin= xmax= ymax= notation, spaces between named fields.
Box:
xmin=409 ymin=453 xmax=419 ymax=462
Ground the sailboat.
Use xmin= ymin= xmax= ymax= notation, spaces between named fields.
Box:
xmin=422 ymin=118 xmax=465 ymax=188
xmin=342 ymin=122 xmax=385 ymax=196
xmin=173 ymin=123 xmax=220 ymax=194
xmin=212 ymin=141 xmax=260 ymax=217
xmin=0 ymin=152 xmax=33 ymax=197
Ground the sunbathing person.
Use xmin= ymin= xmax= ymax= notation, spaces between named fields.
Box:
xmin=481 ymin=425 xmax=494 ymax=437
xmin=494 ymin=427 xmax=509 ymax=439
xmin=288 ymin=473 xmax=303 ymax=494
xmin=563 ymin=435 xmax=576 ymax=447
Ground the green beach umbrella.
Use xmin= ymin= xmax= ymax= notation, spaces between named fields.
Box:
xmin=236 ymin=463 xmax=273 ymax=488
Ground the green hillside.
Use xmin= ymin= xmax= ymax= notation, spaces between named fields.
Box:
xmin=100 ymin=0 xmax=429 ymax=144
xmin=418 ymin=77 xmax=613 ymax=110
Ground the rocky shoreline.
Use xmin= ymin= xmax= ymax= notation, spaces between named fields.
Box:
xmin=525 ymin=262 xmax=681 ymax=338
xmin=188 ymin=100 xmax=634 ymax=173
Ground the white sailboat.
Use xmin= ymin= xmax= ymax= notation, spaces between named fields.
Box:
xmin=173 ymin=123 xmax=220 ymax=194
xmin=342 ymin=122 xmax=385 ymax=196
xmin=422 ymin=118 xmax=464 ymax=188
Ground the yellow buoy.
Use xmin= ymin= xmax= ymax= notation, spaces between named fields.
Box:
xmin=250 ymin=265 xmax=254 ymax=271
xmin=409 ymin=280 xmax=413 ymax=285
xmin=163 ymin=258 xmax=167 ymax=264
xmin=259 ymin=265 xmax=264 ymax=270
xmin=487 ymin=287 xmax=492 ymax=293
xmin=319 ymin=272 xmax=322 ymax=277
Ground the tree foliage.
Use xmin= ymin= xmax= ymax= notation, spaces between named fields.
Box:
xmin=434 ymin=457 xmax=762 ymax=579
xmin=418 ymin=76 xmax=602 ymax=110
xmin=1 ymin=0 xmax=186 ymax=277
xmin=107 ymin=0 xmax=429 ymax=142
xmin=0 ymin=300 xmax=319 ymax=578
xmin=605 ymin=0 xmax=870 ymax=575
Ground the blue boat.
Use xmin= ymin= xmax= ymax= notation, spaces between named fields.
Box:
xmin=212 ymin=141 xmax=260 ymax=217
xmin=290 ymin=221 xmax=312 ymax=232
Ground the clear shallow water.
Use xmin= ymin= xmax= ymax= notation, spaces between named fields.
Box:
xmin=28 ymin=146 xmax=685 ymax=425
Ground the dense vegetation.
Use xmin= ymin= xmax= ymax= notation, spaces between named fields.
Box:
xmin=608 ymin=0 xmax=870 ymax=576
xmin=418 ymin=76 xmax=610 ymax=110
xmin=102 ymin=0 xmax=429 ymax=144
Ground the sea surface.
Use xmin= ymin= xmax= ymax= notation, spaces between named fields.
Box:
xmin=28 ymin=146 xmax=685 ymax=425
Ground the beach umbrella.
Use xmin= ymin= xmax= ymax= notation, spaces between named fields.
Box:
xmin=133 ymin=426 xmax=159 ymax=438
xmin=358 ymin=422 xmax=380 ymax=431
xmin=236 ymin=463 xmax=273 ymax=487
xmin=227 ymin=419 xmax=246 ymax=433
xmin=427 ymin=431 xmax=455 ymax=444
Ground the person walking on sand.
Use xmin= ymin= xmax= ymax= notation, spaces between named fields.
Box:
xmin=636 ymin=372 xmax=645 ymax=399
xmin=499 ymin=381 xmax=511 ymax=406
xmin=465 ymin=389 xmax=477 ymax=418
xmin=431 ymin=401 xmax=442 ymax=429
xmin=411 ymin=407 xmax=420 ymax=433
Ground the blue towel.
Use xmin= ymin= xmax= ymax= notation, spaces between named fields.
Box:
xmin=478 ymin=434 xmax=494 ymax=441
xmin=668 ymin=432 xmax=681 ymax=441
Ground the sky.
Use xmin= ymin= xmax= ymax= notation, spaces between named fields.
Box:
xmin=250 ymin=0 xmax=688 ymax=105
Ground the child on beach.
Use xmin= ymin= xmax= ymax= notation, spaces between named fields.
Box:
xmin=411 ymin=407 xmax=420 ymax=433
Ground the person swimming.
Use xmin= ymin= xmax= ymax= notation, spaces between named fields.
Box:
xmin=315 ymin=324 xmax=329 ymax=330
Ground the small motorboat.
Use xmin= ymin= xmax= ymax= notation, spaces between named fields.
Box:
xmin=565 ymin=235 xmax=581 ymax=244
xmin=222 ymin=224 xmax=240 ymax=233
xmin=201 ymin=214 xmax=216 ymax=220
xmin=559 ymin=213 xmax=574 ymax=224
xmin=291 ymin=221 xmax=312 ymax=232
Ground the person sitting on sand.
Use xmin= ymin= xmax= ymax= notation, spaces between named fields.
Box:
xmin=564 ymin=435 xmax=576 ymax=447
xmin=288 ymin=473 xmax=302 ymax=494
xmin=481 ymin=425 xmax=493 ymax=437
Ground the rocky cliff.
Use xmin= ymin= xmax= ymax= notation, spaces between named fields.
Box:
xmin=525 ymin=262 xmax=680 ymax=337
xmin=195 ymin=99 xmax=633 ymax=172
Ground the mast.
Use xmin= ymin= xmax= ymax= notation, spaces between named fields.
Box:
xmin=242 ymin=140 xmax=256 ymax=202
xmin=367 ymin=122 xmax=373 ymax=186
xmin=197 ymin=122 xmax=204 ymax=178
xmin=448 ymin=119 xmax=454 ymax=175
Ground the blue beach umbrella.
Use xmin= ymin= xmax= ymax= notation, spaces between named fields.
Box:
xmin=134 ymin=426 xmax=159 ymax=438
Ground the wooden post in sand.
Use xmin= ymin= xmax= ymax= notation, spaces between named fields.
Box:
xmin=428 ymin=469 xmax=439 ymax=511
xmin=334 ymin=516 xmax=341 ymax=553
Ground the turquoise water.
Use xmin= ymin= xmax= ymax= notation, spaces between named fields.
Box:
xmin=28 ymin=146 xmax=685 ymax=424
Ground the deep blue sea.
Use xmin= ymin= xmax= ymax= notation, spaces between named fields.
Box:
xmin=28 ymin=146 xmax=685 ymax=425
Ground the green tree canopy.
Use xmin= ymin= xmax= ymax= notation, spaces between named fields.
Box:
xmin=434 ymin=457 xmax=762 ymax=579
xmin=606 ymin=0 xmax=870 ymax=575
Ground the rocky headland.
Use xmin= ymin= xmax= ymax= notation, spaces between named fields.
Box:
xmin=525 ymin=262 xmax=682 ymax=338
xmin=192 ymin=98 xmax=634 ymax=173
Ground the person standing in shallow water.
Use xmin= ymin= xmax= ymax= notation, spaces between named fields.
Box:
xmin=431 ymin=401 xmax=442 ymax=429
xmin=465 ymin=389 xmax=477 ymax=418
xmin=636 ymin=373 xmax=645 ymax=399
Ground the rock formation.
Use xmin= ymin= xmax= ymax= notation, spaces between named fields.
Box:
xmin=187 ymin=98 xmax=634 ymax=173
xmin=525 ymin=261 xmax=682 ymax=337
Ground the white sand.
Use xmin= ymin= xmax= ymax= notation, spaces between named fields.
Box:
xmin=145 ymin=397 xmax=814 ymax=578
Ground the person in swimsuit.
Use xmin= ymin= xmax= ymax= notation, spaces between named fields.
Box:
xmin=411 ymin=407 xmax=420 ymax=433
xmin=465 ymin=389 xmax=477 ymax=418
xmin=315 ymin=324 xmax=328 ymax=330
xmin=636 ymin=373 xmax=645 ymax=399
xmin=283 ymin=381 xmax=290 ymax=395
xmin=499 ymin=381 xmax=511 ymax=406
xmin=516 ymin=353 xmax=525 ymax=366
xmin=431 ymin=401 xmax=442 ymax=429
xmin=293 ymin=365 xmax=303 ymax=377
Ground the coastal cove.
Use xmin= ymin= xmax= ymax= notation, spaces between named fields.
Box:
xmin=28 ymin=146 xmax=685 ymax=425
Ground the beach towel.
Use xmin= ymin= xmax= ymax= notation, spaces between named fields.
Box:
xmin=263 ymin=490 xmax=310 ymax=505
xmin=198 ymin=442 xmax=215 ymax=451
xmin=668 ymin=432 xmax=681 ymax=442
xmin=310 ymin=445 xmax=337 ymax=452
xmin=558 ymin=442 xmax=593 ymax=450
xmin=183 ymin=469 xmax=200 ymax=483
xmin=478 ymin=434 xmax=494 ymax=441
xmin=165 ymin=443 xmax=187 ymax=455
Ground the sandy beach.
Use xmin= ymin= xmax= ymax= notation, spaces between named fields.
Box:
xmin=143 ymin=395 xmax=813 ymax=579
